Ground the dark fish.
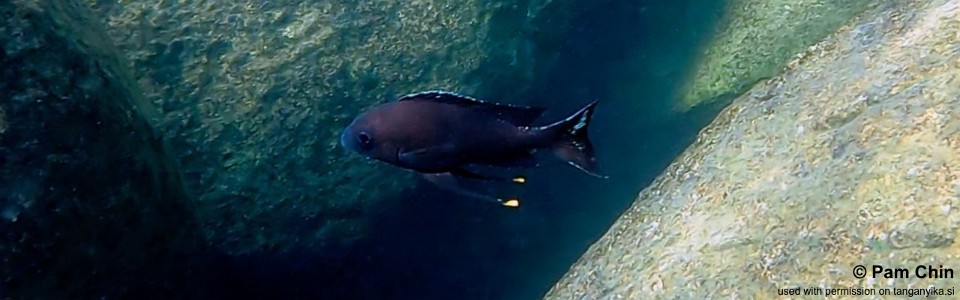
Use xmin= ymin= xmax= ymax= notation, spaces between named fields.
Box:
xmin=340 ymin=90 xmax=604 ymax=207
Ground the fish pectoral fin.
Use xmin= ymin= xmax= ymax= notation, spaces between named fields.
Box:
xmin=399 ymin=147 xmax=430 ymax=157
xmin=398 ymin=144 xmax=453 ymax=165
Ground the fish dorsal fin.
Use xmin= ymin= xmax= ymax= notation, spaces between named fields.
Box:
xmin=397 ymin=90 xmax=546 ymax=126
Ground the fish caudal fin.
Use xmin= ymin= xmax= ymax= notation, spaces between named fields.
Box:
xmin=541 ymin=100 xmax=606 ymax=178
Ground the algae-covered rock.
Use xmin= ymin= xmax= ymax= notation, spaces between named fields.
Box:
xmin=677 ymin=0 xmax=873 ymax=111
xmin=549 ymin=0 xmax=960 ymax=297
xmin=1 ymin=0 xmax=207 ymax=298
xmin=82 ymin=0 xmax=574 ymax=253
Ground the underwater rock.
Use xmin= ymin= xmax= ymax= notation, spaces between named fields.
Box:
xmin=677 ymin=0 xmax=874 ymax=111
xmin=1 ymin=0 xmax=208 ymax=298
xmin=82 ymin=0 xmax=575 ymax=254
xmin=549 ymin=0 xmax=960 ymax=297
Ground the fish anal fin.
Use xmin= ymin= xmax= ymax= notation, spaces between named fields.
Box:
xmin=482 ymin=151 xmax=539 ymax=169
xmin=397 ymin=90 xmax=545 ymax=126
xmin=450 ymin=168 xmax=501 ymax=181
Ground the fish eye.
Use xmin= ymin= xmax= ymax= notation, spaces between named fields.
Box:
xmin=357 ymin=132 xmax=374 ymax=149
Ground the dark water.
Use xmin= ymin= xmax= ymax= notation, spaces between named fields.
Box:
xmin=205 ymin=1 xmax=729 ymax=299
xmin=0 ymin=0 xmax=731 ymax=299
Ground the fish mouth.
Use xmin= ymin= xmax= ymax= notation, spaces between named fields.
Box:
xmin=339 ymin=130 xmax=352 ymax=151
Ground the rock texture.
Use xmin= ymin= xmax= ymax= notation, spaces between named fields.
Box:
xmin=85 ymin=0 xmax=574 ymax=253
xmin=549 ymin=0 xmax=960 ymax=298
xmin=1 ymin=0 xmax=208 ymax=298
xmin=677 ymin=0 xmax=872 ymax=111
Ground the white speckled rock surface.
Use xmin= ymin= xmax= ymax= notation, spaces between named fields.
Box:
xmin=548 ymin=0 xmax=960 ymax=298
xmin=678 ymin=0 xmax=873 ymax=111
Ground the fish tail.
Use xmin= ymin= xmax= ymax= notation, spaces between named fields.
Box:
xmin=540 ymin=100 xmax=606 ymax=178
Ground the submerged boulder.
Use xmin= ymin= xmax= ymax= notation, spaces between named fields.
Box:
xmin=677 ymin=0 xmax=873 ymax=111
xmin=549 ymin=0 xmax=960 ymax=297
xmin=1 ymin=0 xmax=207 ymax=298
xmin=84 ymin=0 xmax=576 ymax=254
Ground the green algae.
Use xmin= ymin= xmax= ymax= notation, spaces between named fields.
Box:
xmin=677 ymin=0 xmax=873 ymax=111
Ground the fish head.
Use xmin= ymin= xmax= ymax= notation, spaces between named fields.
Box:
xmin=340 ymin=103 xmax=407 ymax=165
